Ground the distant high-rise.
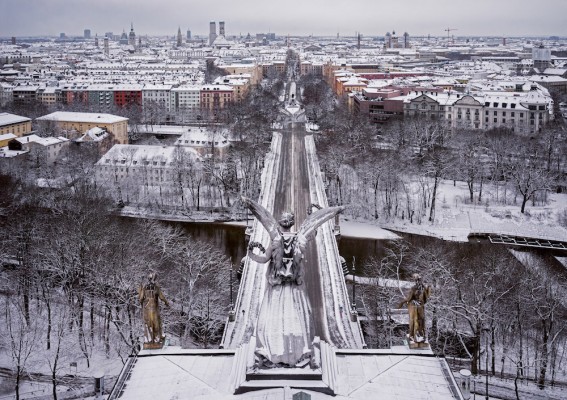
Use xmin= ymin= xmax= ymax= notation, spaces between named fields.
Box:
xmin=533 ymin=44 xmax=551 ymax=70
xmin=59 ymin=33 xmax=66 ymax=39
xmin=11 ymin=37 xmax=16 ymax=45
xmin=105 ymin=32 xmax=114 ymax=40
xmin=187 ymin=29 xmax=191 ymax=40
xmin=219 ymin=21 xmax=225 ymax=36
xmin=384 ymin=30 xmax=409 ymax=49
xmin=84 ymin=29 xmax=91 ymax=39
xmin=209 ymin=21 xmax=217 ymax=46
xmin=129 ymin=23 xmax=136 ymax=46
xmin=104 ymin=37 xmax=109 ymax=56
xmin=94 ymin=35 xmax=99 ymax=47
xmin=177 ymin=27 xmax=183 ymax=47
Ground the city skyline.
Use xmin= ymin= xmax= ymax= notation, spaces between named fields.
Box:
xmin=1 ymin=0 xmax=566 ymax=38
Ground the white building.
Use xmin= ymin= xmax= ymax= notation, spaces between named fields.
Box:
xmin=95 ymin=144 xmax=202 ymax=205
xmin=173 ymin=128 xmax=230 ymax=156
xmin=142 ymin=84 xmax=173 ymax=112
xmin=0 ymin=83 xmax=14 ymax=106
xmin=403 ymin=84 xmax=553 ymax=134
xmin=170 ymin=85 xmax=201 ymax=111
xmin=15 ymin=134 xmax=70 ymax=164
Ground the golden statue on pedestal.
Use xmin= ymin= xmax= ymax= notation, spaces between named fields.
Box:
xmin=138 ymin=272 xmax=169 ymax=347
xmin=398 ymin=274 xmax=431 ymax=346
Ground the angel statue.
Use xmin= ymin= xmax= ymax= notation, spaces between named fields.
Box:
xmin=242 ymin=196 xmax=344 ymax=367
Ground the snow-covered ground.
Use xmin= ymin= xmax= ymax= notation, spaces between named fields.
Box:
xmin=340 ymin=221 xmax=400 ymax=240
xmin=376 ymin=179 xmax=567 ymax=242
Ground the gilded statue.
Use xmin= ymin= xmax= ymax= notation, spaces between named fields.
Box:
xmin=398 ymin=273 xmax=431 ymax=344
xmin=138 ymin=272 xmax=170 ymax=344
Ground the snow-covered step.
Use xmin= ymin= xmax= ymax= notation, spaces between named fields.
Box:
xmin=246 ymin=368 xmax=322 ymax=381
xmin=234 ymin=379 xmax=333 ymax=395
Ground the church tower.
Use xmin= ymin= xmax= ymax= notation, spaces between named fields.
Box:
xmin=177 ymin=27 xmax=183 ymax=47
xmin=129 ymin=23 xmax=136 ymax=46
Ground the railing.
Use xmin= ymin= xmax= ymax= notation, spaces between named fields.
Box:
xmin=107 ymin=344 xmax=141 ymax=400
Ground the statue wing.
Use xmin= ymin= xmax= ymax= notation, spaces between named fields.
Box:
xmin=297 ymin=206 xmax=345 ymax=247
xmin=241 ymin=196 xmax=280 ymax=241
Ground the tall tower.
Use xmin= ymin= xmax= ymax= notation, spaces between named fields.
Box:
xmin=385 ymin=32 xmax=391 ymax=48
xmin=219 ymin=21 xmax=225 ymax=36
xmin=104 ymin=37 xmax=109 ymax=56
xmin=84 ymin=29 xmax=91 ymax=39
xmin=403 ymin=32 xmax=410 ymax=48
xmin=209 ymin=21 xmax=217 ymax=46
xmin=187 ymin=29 xmax=191 ymax=40
xmin=94 ymin=34 xmax=99 ymax=47
xmin=177 ymin=27 xmax=182 ymax=47
xmin=129 ymin=23 xmax=136 ymax=46
xmin=533 ymin=44 xmax=551 ymax=70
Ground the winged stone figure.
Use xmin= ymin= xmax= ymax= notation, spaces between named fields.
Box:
xmin=242 ymin=196 xmax=344 ymax=367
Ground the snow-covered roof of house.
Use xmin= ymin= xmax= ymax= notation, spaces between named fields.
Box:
xmin=16 ymin=134 xmax=69 ymax=147
xmin=174 ymin=128 xmax=230 ymax=147
xmin=0 ymin=133 xmax=17 ymax=142
xmin=171 ymin=85 xmax=202 ymax=92
xmin=0 ymin=112 xmax=31 ymax=126
xmin=97 ymin=144 xmax=200 ymax=166
xmin=37 ymin=111 xmax=128 ymax=124
xmin=201 ymin=84 xmax=234 ymax=91
xmin=528 ymin=75 xmax=567 ymax=83
xmin=75 ymin=127 xmax=109 ymax=142
xmin=142 ymin=84 xmax=173 ymax=91
xmin=543 ymin=68 xmax=567 ymax=76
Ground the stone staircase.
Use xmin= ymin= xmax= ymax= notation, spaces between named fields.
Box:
xmin=229 ymin=337 xmax=338 ymax=396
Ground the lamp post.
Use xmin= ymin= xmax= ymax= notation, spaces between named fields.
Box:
xmin=350 ymin=257 xmax=358 ymax=323
xmin=484 ymin=328 xmax=489 ymax=400
xmin=228 ymin=263 xmax=235 ymax=322
xmin=352 ymin=257 xmax=356 ymax=311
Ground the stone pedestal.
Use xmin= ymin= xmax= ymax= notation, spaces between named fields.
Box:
xmin=350 ymin=310 xmax=358 ymax=322
xmin=408 ymin=341 xmax=430 ymax=349
xmin=143 ymin=341 xmax=165 ymax=350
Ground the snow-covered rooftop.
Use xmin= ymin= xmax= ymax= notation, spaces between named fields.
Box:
xmin=37 ymin=111 xmax=128 ymax=124
xmin=0 ymin=112 xmax=31 ymax=126
xmin=16 ymin=134 xmax=69 ymax=147
xmin=115 ymin=346 xmax=462 ymax=399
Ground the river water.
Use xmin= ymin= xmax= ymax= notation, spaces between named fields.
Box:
xmin=151 ymin=218 xmax=566 ymax=282
xmin=170 ymin=221 xmax=460 ymax=276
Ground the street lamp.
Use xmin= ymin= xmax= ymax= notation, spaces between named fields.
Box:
xmin=483 ymin=328 xmax=490 ymax=400
xmin=228 ymin=263 xmax=235 ymax=322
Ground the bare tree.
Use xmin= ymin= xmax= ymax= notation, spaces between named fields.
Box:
xmin=4 ymin=296 xmax=41 ymax=400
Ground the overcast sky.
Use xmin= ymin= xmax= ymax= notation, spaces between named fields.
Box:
xmin=1 ymin=0 xmax=566 ymax=38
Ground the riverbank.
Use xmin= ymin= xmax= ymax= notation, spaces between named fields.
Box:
xmin=117 ymin=178 xmax=567 ymax=244
xmin=374 ymin=179 xmax=567 ymax=243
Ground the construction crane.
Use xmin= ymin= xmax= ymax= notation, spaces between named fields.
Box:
xmin=444 ymin=28 xmax=458 ymax=43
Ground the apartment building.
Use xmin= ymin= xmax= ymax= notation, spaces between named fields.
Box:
xmin=36 ymin=111 xmax=129 ymax=144
xmin=0 ymin=112 xmax=32 ymax=137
